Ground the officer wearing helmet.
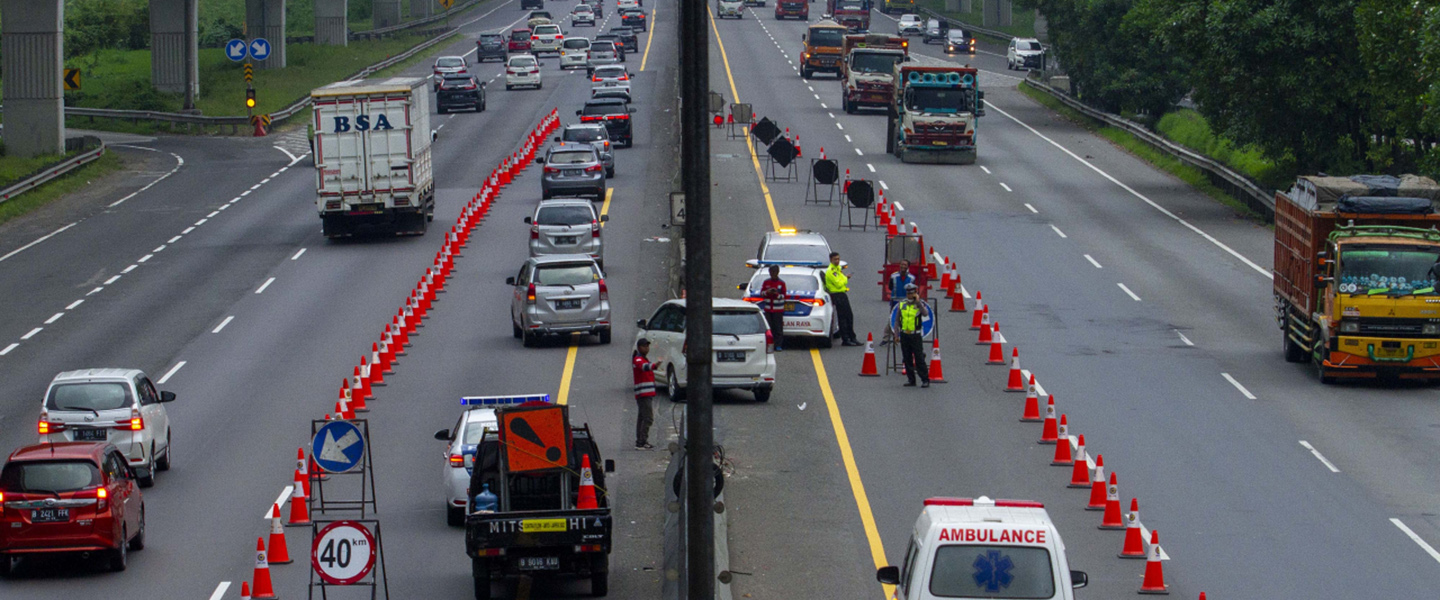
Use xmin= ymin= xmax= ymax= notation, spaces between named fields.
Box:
xmin=889 ymin=283 xmax=932 ymax=387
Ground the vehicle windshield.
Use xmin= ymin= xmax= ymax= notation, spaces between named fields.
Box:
xmin=836 ymin=1 xmax=865 ymax=11
xmin=534 ymin=264 xmax=600 ymax=286
xmin=595 ymin=67 xmax=627 ymax=78
xmin=529 ymin=11 xmax=551 ymax=18
xmin=763 ymin=242 xmax=828 ymax=264
xmin=511 ymin=30 xmax=530 ymax=41
xmin=436 ymin=57 xmax=465 ymax=68
xmin=907 ymin=87 xmax=974 ymax=114
xmin=534 ymin=25 xmax=560 ymax=35
xmin=852 ymin=52 xmax=902 ymax=74
xmin=948 ymin=31 xmax=966 ymax=41
xmin=565 ymin=39 xmax=590 ymax=49
xmin=1338 ymin=244 xmax=1440 ymax=295
xmin=808 ymin=28 xmax=845 ymax=47
xmin=548 ymin=150 xmax=597 ymax=165
xmin=1018 ymin=40 xmax=1042 ymax=51
xmin=929 ymin=545 xmax=1056 ymax=599
xmin=749 ymin=272 xmax=820 ymax=292
xmin=0 ymin=461 xmax=100 ymax=494
xmin=510 ymin=56 xmax=538 ymax=67
xmin=46 ymin=382 xmax=131 ymax=411
xmin=564 ymin=128 xmax=608 ymax=142
xmin=582 ymin=102 xmax=628 ymax=115
xmin=714 ymin=310 xmax=767 ymax=336
xmin=536 ymin=205 xmax=595 ymax=225
xmin=441 ymin=76 xmax=473 ymax=88
xmin=481 ymin=35 xmax=502 ymax=43
xmin=592 ymin=42 xmax=617 ymax=52
xmin=464 ymin=421 xmax=495 ymax=445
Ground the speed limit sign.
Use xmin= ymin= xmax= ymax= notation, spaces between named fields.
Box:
xmin=312 ymin=520 xmax=377 ymax=585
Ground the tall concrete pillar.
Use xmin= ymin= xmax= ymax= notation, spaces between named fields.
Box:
xmin=374 ymin=0 xmax=402 ymax=29
xmin=150 ymin=0 xmax=199 ymax=96
xmin=315 ymin=0 xmax=347 ymax=45
xmin=1 ymin=0 xmax=65 ymax=158
xmin=412 ymin=0 xmax=434 ymax=19
xmin=245 ymin=0 xmax=286 ymax=69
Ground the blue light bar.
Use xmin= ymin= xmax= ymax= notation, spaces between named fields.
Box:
xmin=461 ymin=394 xmax=553 ymax=407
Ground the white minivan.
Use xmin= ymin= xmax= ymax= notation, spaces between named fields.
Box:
xmin=38 ymin=369 xmax=176 ymax=488
xmin=560 ymin=37 xmax=591 ymax=70
xmin=635 ymin=299 xmax=777 ymax=402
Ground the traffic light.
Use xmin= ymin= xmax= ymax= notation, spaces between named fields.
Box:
xmin=245 ymin=88 xmax=256 ymax=109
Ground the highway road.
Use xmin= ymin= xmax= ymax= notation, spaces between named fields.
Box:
xmin=2 ymin=0 xmax=1440 ymax=598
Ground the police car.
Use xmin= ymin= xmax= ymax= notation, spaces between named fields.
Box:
xmin=743 ymin=266 xmax=837 ymax=348
xmin=434 ymin=395 xmax=554 ymax=526
xmin=877 ymin=496 xmax=1089 ymax=600
xmin=746 ymin=229 xmax=840 ymax=269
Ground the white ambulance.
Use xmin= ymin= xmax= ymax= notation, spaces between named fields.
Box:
xmin=877 ymin=496 xmax=1089 ymax=599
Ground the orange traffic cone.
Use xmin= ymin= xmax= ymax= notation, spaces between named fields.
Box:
xmin=355 ymin=363 xmax=373 ymax=401
xmin=975 ymin=311 xmax=993 ymax=344
xmin=267 ymin=503 xmax=292 ymax=564
xmin=1020 ymin=375 xmax=1041 ymax=422
xmin=369 ymin=344 xmax=386 ymax=385
xmin=940 ymin=260 xmax=952 ymax=292
xmin=927 ymin=338 xmax=946 ymax=383
xmin=253 ymin=119 xmax=267 ymax=137
xmin=252 ymin=538 xmax=277 ymax=599
xmin=345 ymin=378 xmax=367 ymax=414
xmin=240 ymin=581 xmax=251 ymax=600
xmin=1038 ymin=396 xmax=1058 ymax=444
xmin=1068 ymin=436 xmax=1091 ymax=487
xmin=577 ymin=455 xmax=599 ymax=509
xmin=1087 ymin=454 xmax=1108 ymax=509
xmin=288 ymin=469 xmax=311 ymax=527
xmin=1119 ymin=498 xmax=1146 ymax=558
xmin=859 ymin=333 xmax=880 ymax=377
xmin=986 ymin=323 xmax=1006 ymax=364
xmin=950 ymin=272 xmax=966 ymax=311
xmin=1005 ymin=349 xmax=1024 ymax=391
xmin=1051 ymin=416 xmax=1073 ymax=465
xmin=296 ymin=449 xmax=313 ymax=496
xmin=1138 ymin=530 xmax=1170 ymax=594
xmin=338 ymin=398 xmax=356 ymax=421
xmin=1100 ymin=473 xmax=1124 ymax=529
xmin=969 ymin=292 xmax=985 ymax=329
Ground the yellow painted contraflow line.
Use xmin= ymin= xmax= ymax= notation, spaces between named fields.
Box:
xmin=711 ymin=10 xmax=891 ymax=599
xmin=556 ymin=344 xmax=579 ymax=405
xmin=600 ymin=187 xmax=614 ymax=225
xmin=640 ymin=7 xmax=658 ymax=72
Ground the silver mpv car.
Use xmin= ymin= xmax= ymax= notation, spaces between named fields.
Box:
xmin=526 ymin=198 xmax=607 ymax=267
xmin=557 ymin=123 xmax=615 ymax=177
xmin=508 ymin=255 xmax=612 ymax=346
xmin=539 ymin=142 xmax=607 ymax=200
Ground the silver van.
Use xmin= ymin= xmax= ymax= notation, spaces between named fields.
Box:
xmin=526 ymin=199 xmax=607 ymax=267
xmin=508 ymin=255 xmax=612 ymax=346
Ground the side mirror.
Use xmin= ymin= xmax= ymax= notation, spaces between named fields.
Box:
xmin=126 ymin=466 xmax=139 ymax=480
xmin=434 ymin=429 xmax=451 ymax=441
xmin=800 ymin=34 xmax=806 ymax=42
xmin=745 ymin=259 xmax=760 ymax=268
xmin=576 ymin=109 xmax=584 ymax=116
xmin=506 ymin=276 xmax=517 ymax=285
xmin=524 ymin=216 xmax=533 ymax=224
xmin=600 ymin=214 xmax=609 ymax=222
xmin=432 ymin=130 xmax=439 ymax=142
xmin=1070 ymin=570 xmax=1088 ymax=589
xmin=636 ymin=318 xmax=648 ymax=329
xmin=535 ymin=157 xmax=545 ymax=165
xmin=876 ymin=566 xmax=900 ymax=585
xmin=554 ymin=136 xmax=562 ymax=142
xmin=629 ymin=107 xmax=637 ymax=114
xmin=978 ymin=90 xmax=986 ymax=99
xmin=736 ymin=284 xmax=745 ymax=290
xmin=839 ymin=260 xmax=849 ymax=268
xmin=604 ymin=459 xmax=615 ymax=473
xmin=159 ymin=391 xmax=177 ymax=403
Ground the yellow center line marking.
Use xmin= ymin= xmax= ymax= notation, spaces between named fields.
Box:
xmin=640 ymin=8 xmax=658 ymax=72
xmin=600 ymin=187 xmax=614 ymax=225
xmin=713 ymin=11 xmax=890 ymax=598
xmin=556 ymin=343 xmax=580 ymax=405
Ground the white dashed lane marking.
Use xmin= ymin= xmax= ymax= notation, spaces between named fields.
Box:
xmin=1084 ymin=255 xmax=1102 ymax=269
xmin=1117 ymin=283 xmax=1142 ymax=302
xmin=1222 ymin=373 xmax=1255 ymax=399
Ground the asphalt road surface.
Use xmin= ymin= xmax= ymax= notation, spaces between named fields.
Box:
xmin=2 ymin=1 xmax=1440 ymax=599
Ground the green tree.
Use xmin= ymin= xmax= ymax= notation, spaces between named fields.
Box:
xmin=1355 ymin=0 xmax=1438 ymax=173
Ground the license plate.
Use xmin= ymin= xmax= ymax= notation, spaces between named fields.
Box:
xmin=554 ymin=236 xmax=577 ymax=245
xmin=518 ymin=556 xmax=560 ymax=570
xmin=555 ymin=299 xmax=582 ymax=310
xmin=73 ymin=428 xmax=107 ymax=441
xmin=1377 ymin=346 xmax=1407 ymax=357
xmin=351 ymin=203 xmax=383 ymax=213
xmin=32 ymin=508 xmax=69 ymax=523
xmin=933 ymin=141 xmax=948 ymax=146
xmin=564 ymin=169 xmax=582 ymax=176
xmin=717 ymin=350 xmax=745 ymax=362
xmin=784 ymin=301 xmax=797 ymax=312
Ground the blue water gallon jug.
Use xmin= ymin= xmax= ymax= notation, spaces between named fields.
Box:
xmin=473 ymin=483 xmax=499 ymax=513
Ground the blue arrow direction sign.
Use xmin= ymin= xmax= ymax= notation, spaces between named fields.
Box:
xmin=312 ymin=421 xmax=365 ymax=473
xmin=225 ymin=39 xmax=248 ymax=62
xmin=249 ymin=38 xmax=272 ymax=61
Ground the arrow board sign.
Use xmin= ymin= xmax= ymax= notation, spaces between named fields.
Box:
xmin=249 ymin=38 xmax=272 ymax=61
xmin=312 ymin=421 xmax=365 ymax=473
xmin=226 ymin=39 xmax=248 ymax=62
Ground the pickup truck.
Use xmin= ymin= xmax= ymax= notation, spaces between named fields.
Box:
xmin=465 ymin=402 xmax=615 ymax=599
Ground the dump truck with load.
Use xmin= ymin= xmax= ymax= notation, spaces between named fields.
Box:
xmin=826 ymin=0 xmax=871 ymax=32
xmin=881 ymin=0 xmax=915 ymax=14
xmin=800 ymin=20 xmax=849 ymax=79
xmin=885 ymin=65 xmax=984 ymax=164
xmin=1274 ymin=175 xmax=1440 ymax=382
xmin=464 ymin=400 xmax=614 ymax=599
xmin=840 ymin=33 xmax=908 ymax=113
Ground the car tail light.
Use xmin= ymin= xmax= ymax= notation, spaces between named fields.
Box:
xmin=603 ymin=140 xmax=610 ymax=149
xmin=584 ymin=165 xmax=602 ymax=174
xmin=797 ymin=298 xmax=826 ymax=306
xmin=449 ymin=454 xmax=465 ymax=468
xmin=619 ymin=74 xmax=629 ymax=81
xmin=593 ymin=76 xmax=601 ymax=82
xmin=526 ymin=283 xmax=537 ymax=304
xmin=38 ymin=411 xmax=64 ymax=435
xmin=544 ymin=166 xmax=560 ymax=174
xmin=0 ymin=491 xmax=4 ymax=515
xmin=574 ymin=544 xmax=604 ymax=553
xmin=531 ymin=226 xmax=540 ymax=240
xmin=96 ymin=487 xmax=108 ymax=511
xmin=765 ymin=330 xmax=775 ymax=354
xmin=598 ymin=278 xmax=609 ymax=301
xmin=476 ymin=548 xmax=506 ymax=557
xmin=130 ymin=408 xmax=144 ymax=431
xmin=591 ymin=220 xmax=601 ymax=238
xmin=532 ymin=35 xmax=539 ymax=41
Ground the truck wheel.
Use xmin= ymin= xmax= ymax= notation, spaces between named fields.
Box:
xmin=447 ymin=505 xmax=465 ymax=527
xmin=1283 ymin=332 xmax=1307 ymax=363
xmin=591 ymin=555 xmax=610 ymax=596
xmin=472 ymin=558 xmax=493 ymax=600
xmin=885 ymin=111 xmax=897 ymax=154
xmin=801 ymin=67 xmax=812 ymax=79
xmin=843 ymin=96 xmax=855 ymax=114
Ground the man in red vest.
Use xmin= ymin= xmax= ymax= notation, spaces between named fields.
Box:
xmin=632 ymin=338 xmax=659 ymax=449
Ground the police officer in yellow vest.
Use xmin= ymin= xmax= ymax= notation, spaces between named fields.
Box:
xmin=825 ymin=252 xmax=861 ymax=346
xmin=890 ymin=283 xmax=932 ymax=387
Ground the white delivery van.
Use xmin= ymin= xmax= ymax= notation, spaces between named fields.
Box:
xmin=877 ymin=496 xmax=1088 ymax=599
xmin=311 ymin=77 xmax=434 ymax=238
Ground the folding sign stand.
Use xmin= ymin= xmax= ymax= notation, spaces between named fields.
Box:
xmin=839 ymin=179 xmax=876 ymax=231
xmin=308 ymin=518 xmax=391 ymax=600
xmin=311 ymin=418 xmax=379 ymax=518
xmin=766 ymin=137 xmax=799 ymax=183
xmin=806 ymin=158 xmax=840 ymax=205
xmin=728 ymin=103 xmax=752 ymax=140
xmin=885 ymin=298 xmax=940 ymax=375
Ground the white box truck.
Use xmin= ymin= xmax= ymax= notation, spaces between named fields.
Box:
xmin=311 ymin=77 xmax=435 ymax=238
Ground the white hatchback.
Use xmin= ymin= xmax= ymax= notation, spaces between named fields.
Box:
xmin=635 ymin=299 xmax=777 ymax=402
xmin=38 ymin=368 xmax=176 ymax=488
xmin=433 ymin=395 xmax=553 ymax=526
xmin=505 ymin=54 xmax=542 ymax=90
xmin=531 ymin=23 xmax=565 ymax=54
xmin=898 ymin=14 xmax=924 ymax=35
xmin=560 ymin=37 xmax=591 ymax=70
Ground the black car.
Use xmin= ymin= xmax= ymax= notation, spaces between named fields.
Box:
xmin=590 ymin=87 xmax=632 ymax=104
xmin=620 ymin=8 xmax=648 ymax=32
xmin=521 ymin=0 xmax=543 ymax=9
xmin=595 ymin=33 xmax=628 ymax=62
xmin=922 ymin=18 xmax=949 ymax=44
xmin=437 ymin=74 xmax=485 ymax=114
xmin=584 ymin=0 xmax=604 ymax=18
xmin=476 ymin=33 xmax=507 ymax=61
xmin=578 ymin=98 xmax=635 ymax=147
xmin=609 ymin=27 xmax=639 ymax=57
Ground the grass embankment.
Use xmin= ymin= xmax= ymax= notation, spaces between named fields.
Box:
xmin=0 ymin=152 xmax=122 ymax=227
xmin=1154 ymin=109 xmax=1290 ymax=191
xmin=1018 ymin=83 xmax=1265 ymax=221
xmin=0 ymin=150 xmax=80 ymax=189
xmin=913 ymin=0 xmax=1036 ymax=40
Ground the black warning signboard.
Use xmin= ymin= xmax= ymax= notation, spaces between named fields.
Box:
xmin=497 ymin=404 xmax=571 ymax=473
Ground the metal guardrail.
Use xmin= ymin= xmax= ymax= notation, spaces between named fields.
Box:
xmin=353 ymin=0 xmax=484 ymax=40
xmin=1020 ymin=75 xmax=1276 ymax=218
xmin=0 ymin=136 xmax=105 ymax=205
